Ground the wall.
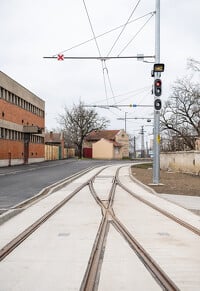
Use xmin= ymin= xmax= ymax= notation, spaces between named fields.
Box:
xmin=160 ymin=151 xmax=200 ymax=175
xmin=93 ymin=139 xmax=113 ymax=159
xmin=66 ymin=148 xmax=75 ymax=158
xmin=92 ymin=139 xmax=122 ymax=159
xmin=195 ymin=138 xmax=200 ymax=150
xmin=0 ymin=139 xmax=44 ymax=167
xmin=113 ymin=146 xmax=123 ymax=159
xmin=115 ymin=129 xmax=129 ymax=158
xmin=0 ymin=155 xmax=45 ymax=167
xmin=0 ymin=99 xmax=44 ymax=129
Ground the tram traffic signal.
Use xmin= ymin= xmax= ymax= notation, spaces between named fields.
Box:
xmin=154 ymin=99 xmax=162 ymax=110
xmin=154 ymin=79 xmax=162 ymax=97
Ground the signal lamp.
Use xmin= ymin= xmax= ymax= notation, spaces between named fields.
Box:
xmin=154 ymin=79 xmax=162 ymax=97
xmin=154 ymin=99 xmax=162 ymax=110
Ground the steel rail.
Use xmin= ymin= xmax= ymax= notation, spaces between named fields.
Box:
xmin=116 ymin=168 xmax=200 ymax=236
xmin=0 ymin=166 xmax=108 ymax=262
xmin=111 ymin=218 xmax=179 ymax=291
xmin=80 ymin=215 xmax=109 ymax=291
xmin=80 ymin=174 xmax=118 ymax=290
xmin=87 ymin=168 xmax=179 ymax=290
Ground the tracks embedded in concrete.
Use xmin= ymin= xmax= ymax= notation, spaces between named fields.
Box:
xmin=0 ymin=164 xmax=199 ymax=290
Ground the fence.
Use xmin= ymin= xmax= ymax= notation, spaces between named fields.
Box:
xmin=45 ymin=145 xmax=75 ymax=160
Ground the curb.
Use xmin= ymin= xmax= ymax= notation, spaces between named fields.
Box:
xmin=129 ymin=166 xmax=158 ymax=195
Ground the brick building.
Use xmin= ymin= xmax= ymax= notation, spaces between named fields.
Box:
xmin=0 ymin=71 xmax=45 ymax=166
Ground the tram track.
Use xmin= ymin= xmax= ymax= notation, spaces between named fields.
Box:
xmin=0 ymin=166 xmax=98 ymax=225
xmin=0 ymin=166 xmax=108 ymax=262
xmin=0 ymin=164 xmax=199 ymax=290
xmin=117 ymin=168 xmax=200 ymax=236
xmin=83 ymin=167 xmax=180 ymax=291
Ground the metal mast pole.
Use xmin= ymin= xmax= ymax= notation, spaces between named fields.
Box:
xmin=153 ymin=0 xmax=160 ymax=183
xmin=141 ymin=126 xmax=145 ymax=158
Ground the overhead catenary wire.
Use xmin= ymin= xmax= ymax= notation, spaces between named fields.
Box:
xmin=52 ymin=1 xmax=154 ymax=117
xmin=92 ymin=85 xmax=151 ymax=105
xmin=118 ymin=12 xmax=155 ymax=56
xmin=82 ymin=0 xmax=110 ymax=104
xmin=82 ymin=0 xmax=117 ymax=104
xmin=82 ymin=0 xmax=101 ymax=57
xmin=102 ymin=60 xmax=117 ymax=104
xmin=52 ymin=12 xmax=155 ymax=57
xmin=114 ymin=87 xmax=152 ymax=105
xmin=107 ymin=0 xmax=141 ymax=57
xmin=102 ymin=61 xmax=109 ymax=104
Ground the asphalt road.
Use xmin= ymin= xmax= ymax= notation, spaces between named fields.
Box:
xmin=0 ymin=159 xmax=133 ymax=213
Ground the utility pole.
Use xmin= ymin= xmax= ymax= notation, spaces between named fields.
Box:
xmin=146 ymin=141 xmax=149 ymax=157
xmin=140 ymin=126 xmax=145 ymax=158
xmin=133 ymin=136 xmax=136 ymax=158
xmin=153 ymin=0 xmax=161 ymax=184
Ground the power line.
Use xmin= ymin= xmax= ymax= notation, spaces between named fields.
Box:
xmin=82 ymin=0 xmax=101 ymax=57
xmin=93 ymin=85 xmax=150 ymax=104
xmin=102 ymin=60 xmax=117 ymax=103
xmin=82 ymin=1 xmax=126 ymax=106
xmin=82 ymin=0 xmax=111 ymax=105
xmin=118 ymin=12 xmax=155 ymax=56
xmin=102 ymin=61 xmax=109 ymax=104
xmin=107 ymin=0 xmax=141 ymax=57
xmin=113 ymin=87 xmax=151 ymax=105
xmin=52 ymin=12 xmax=155 ymax=57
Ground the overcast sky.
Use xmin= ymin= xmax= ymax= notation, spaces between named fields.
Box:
xmin=0 ymin=0 xmax=199 ymax=144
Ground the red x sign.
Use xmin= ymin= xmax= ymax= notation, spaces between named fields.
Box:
xmin=57 ymin=54 xmax=64 ymax=61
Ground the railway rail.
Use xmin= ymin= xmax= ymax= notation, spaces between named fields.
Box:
xmin=0 ymin=164 xmax=199 ymax=290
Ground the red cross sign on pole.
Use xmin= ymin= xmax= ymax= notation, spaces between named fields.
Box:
xmin=57 ymin=54 xmax=64 ymax=61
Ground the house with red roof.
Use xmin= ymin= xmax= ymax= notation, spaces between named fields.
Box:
xmin=83 ymin=129 xmax=129 ymax=159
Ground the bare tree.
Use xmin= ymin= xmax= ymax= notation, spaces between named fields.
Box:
xmin=161 ymin=77 xmax=200 ymax=150
xmin=58 ymin=101 xmax=109 ymax=158
xmin=187 ymin=58 xmax=200 ymax=72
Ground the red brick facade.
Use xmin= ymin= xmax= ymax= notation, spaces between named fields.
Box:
xmin=0 ymin=71 xmax=45 ymax=166
xmin=0 ymin=99 xmax=44 ymax=127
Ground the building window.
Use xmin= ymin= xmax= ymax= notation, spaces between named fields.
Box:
xmin=0 ymin=87 xmax=3 ymax=98
xmin=0 ymin=128 xmax=3 ymax=138
xmin=0 ymin=86 xmax=44 ymax=118
xmin=1 ymin=88 xmax=5 ymax=99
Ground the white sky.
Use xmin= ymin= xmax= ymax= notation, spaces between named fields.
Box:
xmin=0 ymin=0 xmax=199 ymax=145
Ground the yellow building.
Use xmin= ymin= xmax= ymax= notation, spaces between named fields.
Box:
xmin=93 ymin=138 xmax=122 ymax=159
xmin=83 ymin=129 xmax=129 ymax=159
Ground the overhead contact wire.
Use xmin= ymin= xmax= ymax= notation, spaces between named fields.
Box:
xmin=82 ymin=0 xmax=110 ymax=104
xmin=118 ymin=12 xmax=155 ymax=56
xmin=53 ymin=12 xmax=154 ymax=57
xmin=82 ymin=0 xmax=101 ymax=57
xmin=107 ymin=0 xmax=141 ymax=57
